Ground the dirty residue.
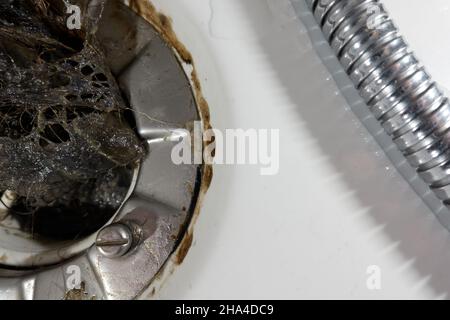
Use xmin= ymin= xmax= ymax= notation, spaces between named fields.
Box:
xmin=174 ymin=230 xmax=193 ymax=265
xmin=129 ymin=0 xmax=193 ymax=64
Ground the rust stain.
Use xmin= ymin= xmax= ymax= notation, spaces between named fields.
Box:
xmin=129 ymin=0 xmax=193 ymax=64
xmin=127 ymin=0 xmax=214 ymax=268
xmin=201 ymin=164 xmax=213 ymax=192
xmin=175 ymin=231 xmax=193 ymax=265
xmin=0 ymin=254 xmax=6 ymax=263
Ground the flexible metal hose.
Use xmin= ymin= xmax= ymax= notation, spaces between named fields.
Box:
xmin=306 ymin=0 xmax=450 ymax=206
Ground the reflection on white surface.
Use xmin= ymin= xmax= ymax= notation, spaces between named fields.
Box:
xmin=150 ymin=0 xmax=450 ymax=299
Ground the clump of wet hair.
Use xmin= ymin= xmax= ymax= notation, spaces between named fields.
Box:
xmin=0 ymin=0 xmax=145 ymax=214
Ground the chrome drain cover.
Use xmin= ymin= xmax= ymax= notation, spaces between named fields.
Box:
xmin=0 ymin=0 xmax=211 ymax=300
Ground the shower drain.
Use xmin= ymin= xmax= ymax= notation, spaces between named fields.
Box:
xmin=0 ymin=0 xmax=211 ymax=300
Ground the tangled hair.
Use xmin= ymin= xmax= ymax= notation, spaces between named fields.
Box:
xmin=0 ymin=0 xmax=145 ymax=214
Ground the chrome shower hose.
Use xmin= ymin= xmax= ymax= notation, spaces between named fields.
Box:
xmin=307 ymin=0 xmax=450 ymax=207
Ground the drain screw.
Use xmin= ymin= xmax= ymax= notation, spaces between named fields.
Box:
xmin=95 ymin=223 xmax=135 ymax=258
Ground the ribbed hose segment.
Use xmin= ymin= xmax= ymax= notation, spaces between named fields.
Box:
xmin=307 ymin=0 xmax=450 ymax=206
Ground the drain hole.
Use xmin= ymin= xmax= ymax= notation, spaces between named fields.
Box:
xmin=40 ymin=124 xmax=71 ymax=144
xmin=93 ymin=73 xmax=108 ymax=82
xmin=43 ymin=108 xmax=57 ymax=120
xmin=81 ymin=65 xmax=94 ymax=76
xmin=7 ymin=166 xmax=134 ymax=240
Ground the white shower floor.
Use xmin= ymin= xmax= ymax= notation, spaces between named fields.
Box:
xmin=151 ymin=0 xmax=450 ymax=299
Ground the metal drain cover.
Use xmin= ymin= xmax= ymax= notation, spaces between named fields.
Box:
xmin=0 ymin=0 xmax=210 ymax=300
